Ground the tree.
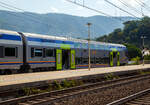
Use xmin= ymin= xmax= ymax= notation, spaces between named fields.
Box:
xmin=96 ymin=16 xmax=150 ymax=48
xmin=124 ymin=44 xmax=142 ymax=60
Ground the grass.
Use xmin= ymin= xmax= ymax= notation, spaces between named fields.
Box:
xmin=104 ymin=73 xmax=120 ymax=80
xmin=20 ymin=79 xmax=84 ymax=96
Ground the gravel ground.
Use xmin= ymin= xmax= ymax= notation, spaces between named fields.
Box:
xmin=51 ymin=79 xmax=150 ymax=105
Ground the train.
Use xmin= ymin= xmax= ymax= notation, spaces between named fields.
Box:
xmin=0 ymin=29 xmax=128 ymax=74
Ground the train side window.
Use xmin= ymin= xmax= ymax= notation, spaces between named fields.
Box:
xmin=76 ymin=58 xmax=78 ymax=64
xmin=43 ymin=48 xmax=46 ymax=58
xmin=96 ymin=58 xmax=99 ymax=64
xmin=83 ymin=58 xmax=88 ymax=64
xmin=46 ymin=49 xmax=53 ymax=57
xmin=76 ymin=57 xmax=81 ymax=65
xmin=34 ymin=49 xmax=43 ymax=57
xmin=113 ymin=52 xmax=117 ymax=58
xmin=15 ymin=47 xmax=18 ymax=57
xmin=31 ymin=48 xmax=34 ymax=57
xmin=0 ymin=46 xmax=4 ymax=58
xmin=5 ymin=47 xmax=16 ymax=57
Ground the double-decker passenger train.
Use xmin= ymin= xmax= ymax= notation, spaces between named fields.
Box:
xmin=0 ymin=29 xmax=128 ymax=74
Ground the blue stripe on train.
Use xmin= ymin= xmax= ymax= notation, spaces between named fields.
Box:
xmin=0 ymin=62 xmax=55 ymax=65
xmin=0 ymin=63 xmax=23 ymax=65
xmin=27 ymin=37 xmax=74 ymax=44
xmin=0 ymin=34 xmax=22 ymax=41
xmin=29 ymin=62 xmax=55 ymax=64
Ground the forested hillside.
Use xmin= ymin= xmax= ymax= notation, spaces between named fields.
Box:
xmin=96 ymin=17 xmax=150 ymax=48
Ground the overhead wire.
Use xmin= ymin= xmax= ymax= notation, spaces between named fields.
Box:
xmin=66 ymin=0 xmax=129 ymax=22
xmin=117 ymin=0 xmax=143 ymax=16
xmin=66 ymin=0 xmax=140 ymax=22
xmin=135 ymin=0 xmax=150 ymax=16
xmin=0 ymin=1 xmax=50 ymax=27
xmin=66 ymin=0 xmax=112 ymax=17
xmin=104 ymin=0 xmax=140 ymax=19
xmin=0 ymin=4 xmax=31 ymax=29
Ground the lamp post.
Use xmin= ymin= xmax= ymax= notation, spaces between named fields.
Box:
xmin=87 ymin=22 xmax=92 ymax=71
xmin=141 ymin=35 xmax=146 ymax=66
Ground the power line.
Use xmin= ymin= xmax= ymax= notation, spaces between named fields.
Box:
xmin=117 ymin=0 xmax=143 ymax=16
xmin=66 ymin=0 xmax=127 ymax=22
xmin=66 ymin=0 xmax=112 ymax=17
xmin=0 ymin=1 xmax=50 ymax=27
xmin=0 ymin=3 xmax=51 ymax=33
xmin=104 ymin=0 xmax=140 ymax=19
xmin=0 ymin=4 xmax=44 ymax=25
xmin=134 ymin=0 xmax=150 ymax=16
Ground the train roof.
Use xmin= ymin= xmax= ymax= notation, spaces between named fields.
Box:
xmin=23 ymin=31 xmax=126 ymax=48
xmin=0 ymin=29 xmax=126 ymax=48
xmin=0 ymin=29 xmax=20 ymax=36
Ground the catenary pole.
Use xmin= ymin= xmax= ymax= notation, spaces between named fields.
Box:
xmin=87 ymin=23 xmax=92 ymax=71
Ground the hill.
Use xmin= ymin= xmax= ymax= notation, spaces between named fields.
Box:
xmin=96 ymin=17 xmax=150 ymax=48
xmin=0 ymin=10 xmax=135 ymax=38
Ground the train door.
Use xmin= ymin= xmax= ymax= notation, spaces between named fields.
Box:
xmin=117 ymin=52 xmax=120 ymax=66
xmin=110 ymin=52 xmax=113 ymax=67
xmin=113 ymin=52 xmax=117 ymax=66
xmin=56 ymin=49 xmax=62 ymax=70
xmin=70 ymin=50 xmax=75 ymax=69
xmin=62 ymin=50 xmax=70 ymax=69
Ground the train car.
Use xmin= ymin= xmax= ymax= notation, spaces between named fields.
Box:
xmin=0 ymin=30 xmax=23 ymax=74
xmin=0 ymin=29 xmax=128 ymax=74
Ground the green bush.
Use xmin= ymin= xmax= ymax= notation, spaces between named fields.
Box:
xmin=124 ymin=44 xmax=142 ymax=60
xmin=62 ymin=80 xmax=71 ymax=88
xmin=144 ymin=55 xmax=150 ymax=60
xmin=53 ymin=80 xmax=63 ymax=90
xmin=131 ymin=56 xmax=140 ymax=65
xmin=105 ymin=73 xmax=119 ymax=80
xmin=22 ymin=87 xmax=41 ymax=96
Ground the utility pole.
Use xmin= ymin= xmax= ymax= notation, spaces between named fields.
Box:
xmin=87 ymin=22 xmax=92 ymax=71
xmin=141 ymin=36 xmax=146 ymax=66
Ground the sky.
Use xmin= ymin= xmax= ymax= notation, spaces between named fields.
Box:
xmin=0 ymin=0 xmax=150 ymax=17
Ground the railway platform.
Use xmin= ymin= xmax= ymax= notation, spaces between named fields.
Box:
xmin=0 ymin=64 xmax=150 ymax=92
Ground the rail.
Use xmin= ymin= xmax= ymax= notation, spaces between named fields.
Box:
xmin=107 ymin=88 xmax=150 ymax=105
xmin=0 ymin=74 xmax=150 ymax=105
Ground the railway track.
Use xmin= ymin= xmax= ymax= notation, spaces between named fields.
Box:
xmin=107 ymin=88 xmax=150 ymax=105
xmin=0 ymin=74 xmax=150 ymax=105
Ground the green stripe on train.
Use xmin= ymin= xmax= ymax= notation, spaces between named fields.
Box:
xmin=117 ymin=52 xmax=120 ymax=66
xmin=71 ymin=50 xmax=75 ymax=69
xmin=110 ymin=51 xmax=113 ymax=67
xmin=60 ymin=44 xmax=70 ymax=49
xmin=56 ymin=49 xmax=62 ymax=70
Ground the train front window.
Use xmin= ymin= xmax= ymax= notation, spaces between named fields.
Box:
xmin=5 ymin=47 xmax=16 ymax=57
xmin=35 ymin=49 xmax=43 ymax=57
